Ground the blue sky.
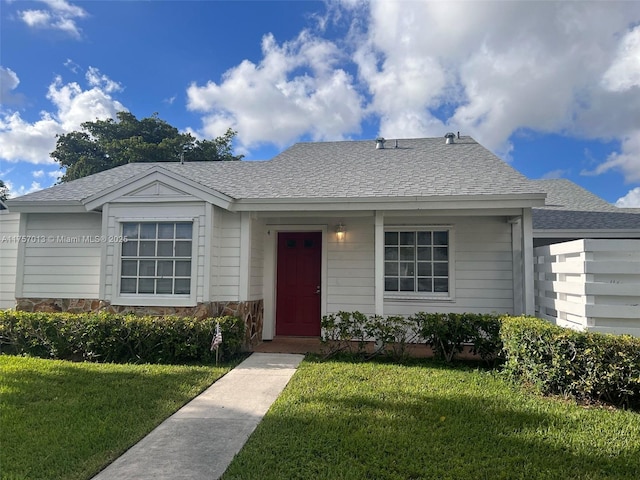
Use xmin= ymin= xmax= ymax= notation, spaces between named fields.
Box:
xmin=1 ymin=0 xmax=640 ymax=206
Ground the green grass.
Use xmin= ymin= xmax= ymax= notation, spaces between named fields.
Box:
xmin=222 ymin=358 xmax=640 ymax=480
xmin=0 ymin=355 xmax=236 ymax=480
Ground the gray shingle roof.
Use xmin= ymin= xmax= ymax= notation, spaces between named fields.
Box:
xmin=10 ymin=136 xmax=544 ymax=204
xmin=533 ymin=179 xmax=618 ymax=212
xmin=532 ymin=179 xmax=640 ymax=231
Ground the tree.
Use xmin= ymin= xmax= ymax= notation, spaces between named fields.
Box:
xmin=0 ymin=179 xmax=8 ymax=202
xmin=51 ymin=112 xmax=243 ymax=182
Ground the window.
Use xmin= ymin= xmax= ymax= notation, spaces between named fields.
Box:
xmin=384 ymin=229 xmax=449 ymax=294
xmin=120 ymin=222 xmax=192 ymax=295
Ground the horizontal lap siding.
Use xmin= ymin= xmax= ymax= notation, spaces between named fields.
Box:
xmin=385 ymin=216 xmax=514 ymax=316
xmin=327 ymin=218 xmax=375 ymax=314
xmin=22 ymin=213 xmax=102 ymax=298
xmin=250 ymin=218 xmax=264 ymax=300
xmin=211 ymin=210 xmax=240 ymax=300
xmin=0 ymin=212 xmax=20 ymax=308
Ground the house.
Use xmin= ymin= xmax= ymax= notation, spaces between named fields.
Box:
xmin=2 ymin=135 xmax=637 ymax=342
xmin=0 ymin=203 xmax=19 ymax=307
xmin=531 ymin=179 xmax=640 ymax=246
xmin=528 ymin=179 xmax=640 ymax=336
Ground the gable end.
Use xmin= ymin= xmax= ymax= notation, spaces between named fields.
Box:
xmin=82 ymin=167 xmax=234 ymax=211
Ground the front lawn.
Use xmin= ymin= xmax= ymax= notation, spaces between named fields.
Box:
xmin=0 ymin=355 xmax=234 ymax=480
xmin=222 ymin=358 xmax=640 ymax=480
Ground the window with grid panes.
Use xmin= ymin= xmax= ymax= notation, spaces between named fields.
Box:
xmin=384 ymin=230 xmax=449 ymax=294
xmin=120 ymin=222 xmax=192 ymax=295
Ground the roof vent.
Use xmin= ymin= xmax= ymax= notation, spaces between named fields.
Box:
xmin=445 ymin=132 xmax=456 ymax=145
xmin=375 ymin=137 xmax=386 ymax=149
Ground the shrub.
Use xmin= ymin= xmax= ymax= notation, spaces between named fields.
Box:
xmin=321 ymin=311 xmax=502 ymax=363
xmin=412 ymin=312 xmax=470 ymax=362
xmin=411 ymin=312 xmax=503 ymax=363
xmin=364 ymin=314 xmax=419 ymax=360
xmin=0 ymin=311 xmax=245 ymax=364
xmin=501 ymin=316 xmax=640 ymax=408
xmin=320 ymin=311 xmax=368 ymax=356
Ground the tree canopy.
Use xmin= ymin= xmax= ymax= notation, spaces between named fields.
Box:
xmin=0 ymin=179 xmax=8 ymax=202
xmin=51 ymin=112 xmax=243 ymax=182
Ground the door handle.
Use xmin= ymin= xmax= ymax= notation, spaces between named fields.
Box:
xmin=315 ymin=286 xmax=321 ymax=294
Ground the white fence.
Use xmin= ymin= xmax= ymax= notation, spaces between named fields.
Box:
xmin=534 ymin=239 xmax=640 ymax=336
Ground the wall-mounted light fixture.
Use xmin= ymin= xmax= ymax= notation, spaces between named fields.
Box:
xmin=335 ymin=223 xmax=346 ymax=242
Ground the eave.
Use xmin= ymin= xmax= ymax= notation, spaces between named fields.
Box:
xmin=231 ymin=193 xmax=547 ymax=212
xmin=4 ymin=200 xmax=87 ymax=214
xmin=533 ymin=229 xmax=640 ymax=238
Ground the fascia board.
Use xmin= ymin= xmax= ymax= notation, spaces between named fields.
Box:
xmin=82 ymin=166 xmax=234 ymax=210
xmin=231 ymin=194 xmax=547 ymax=212
xmin=533 ymin=229 xmax=640 ymax=238
xmin=4 ymin=201 xmax=86 ymax=213
xmin=256 ymin=208 xmax=529 ymax=219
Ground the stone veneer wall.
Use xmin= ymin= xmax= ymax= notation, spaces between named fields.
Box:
xmin=15 ymin=298 xmax=264 ymax=349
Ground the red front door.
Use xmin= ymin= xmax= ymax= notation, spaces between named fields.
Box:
xmin=276 ymin=231 xmax=322 ymax=336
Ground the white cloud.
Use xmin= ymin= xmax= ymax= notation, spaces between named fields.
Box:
xmin=582 ymin=133 xmax=640 ymax=183
xmin=540 ymin=169 xmax=569 ymax=180
xmin=0 ymin=111 xmax=65 ymax=164
xmin=355 ymin=1 xmax=637 ymax=156
xmin=32 ymin=170 xmax=44 ymax=178
xmin=6 ymin=0 xmax=640 ymax=193
xmin=187 ymin=31 xmax=364 ymax=150
xmin=18 ymin=0 xmax=87 ymax=39
xmin=86 ymin=66 xmax=123 ymax=94
xmin=616 ymin=187 xmax=640 ymax=208
xmin=4 ymin=180 xmax=42 ymax=199
xmin=0 ymin=67 xmax=126 ymax=165
xmin=19 ymin=9 xmax=52 ymax=28
xmin=64 ymin=58 xmax=80 ymax=74
xmin=602 ymin=25 xmax=640 ymax=92
xmin=183 ymin=1 xmax=640 ymax=183
xmin=48 ymin=169 xmax=63 ymax=182
xmin=0 ymin=66 xmax=24 ymax=106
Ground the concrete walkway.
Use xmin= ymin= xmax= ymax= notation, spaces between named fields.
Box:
xmin=92 ymin=353 xmax=304 ymax=480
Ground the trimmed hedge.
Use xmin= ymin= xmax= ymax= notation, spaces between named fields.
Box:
xmin=322 ymin=311 xmax=640 ymax=409
xmin=501 ymin=316 xmax=640 ymax=408
xmin=0 ymin=311 xmax=245 ymax=364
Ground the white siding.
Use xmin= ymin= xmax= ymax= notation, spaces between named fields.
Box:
xmin=321 ymin=215 xmax=514 ymax=316
xmin=261 ymin=214 xmax=516 ymax=338
xmin=106 ymin=203 xmax=206 ymax=305
xmin=211 ymin=209 xmax=241 ymax=301
xmin=385 ymin=216 xmax=514 ymax=316
xmin=21 ymin=213 xmax=102 ymax=298
xmin=0 ymin=211 xmax=20 ymax=308
xmin=249 ymin=217 xmax=264 ymax=300
xmin=327 ymin=217 xmax=375 ymax=314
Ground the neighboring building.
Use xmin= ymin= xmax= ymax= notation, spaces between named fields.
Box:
xmin=532 ymin=179 xmax=640 ymax=246
xmin=2 ymin=136 xmax=638 ymax=341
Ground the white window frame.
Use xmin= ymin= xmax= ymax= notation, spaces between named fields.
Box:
xmin=113 ymin=217 xmax=198 ymax=307
xmin=383 ymin=225 xmax=455 ymax=301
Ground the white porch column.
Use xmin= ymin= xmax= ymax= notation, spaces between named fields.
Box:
xmin=239 ymin=211 xmax=252 ymax=301
xmin=511 ymin=216 xmax=523 ymax=315
xmin=522 ymin=208 xmax=535 ymax=315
